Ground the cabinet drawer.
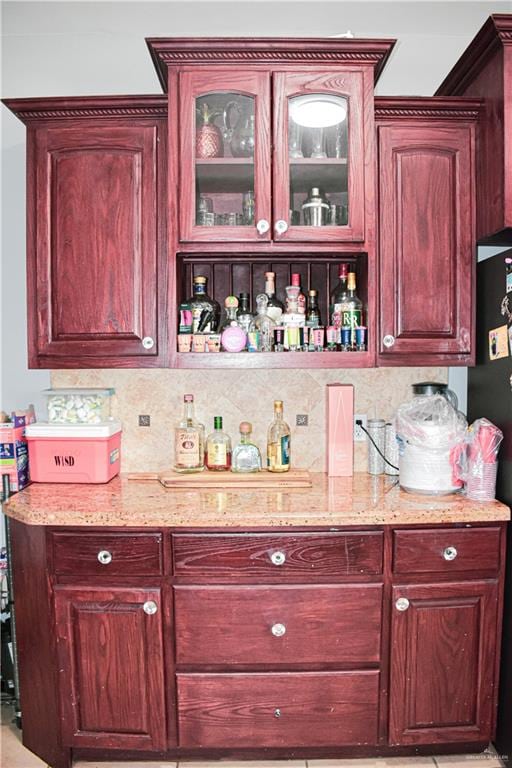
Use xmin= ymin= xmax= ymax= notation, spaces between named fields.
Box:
xmin=175 ymin=584 xmax=382 ymax=665
xmin=178 ymin=671 xmax=379 ymax=747
xmin=172 ymin=532 xmax=383 ymax=578
xmin=51 ymin=532 xmax=163 ymax=576
xmin=393 ymin=527 xmax=502 ymax=575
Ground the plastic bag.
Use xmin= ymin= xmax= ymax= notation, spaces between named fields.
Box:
xmin=456 ymin=418 xmax=503 ymax=501
xmin=395 ymin=395 xmax=467 ymax=495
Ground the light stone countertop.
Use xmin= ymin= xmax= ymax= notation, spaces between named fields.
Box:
xmin=3 ymin=473 xmax=510 ymax=528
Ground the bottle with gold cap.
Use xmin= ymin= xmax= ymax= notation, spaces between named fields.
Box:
xmin=267 ymin=400 xmax=291 ymax=472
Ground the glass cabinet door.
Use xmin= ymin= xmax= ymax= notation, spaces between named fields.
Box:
xmin=273 ymin=71 xmax=365 ymax=242
xmin=179 ymin=69 xmax=271 ymax=242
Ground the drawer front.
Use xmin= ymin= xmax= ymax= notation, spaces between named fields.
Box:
xmin=393 ymin=527 xmax=502 ymax=575
xmin=51 ymin=532 xmax=163 ymax=576
xmin=175 ymin=584 xmax=382 ymax=665
xmin=178 ymin=671 xmax=380 ymax=747
xmin=173 ymin=532 xmax=383 ymax=578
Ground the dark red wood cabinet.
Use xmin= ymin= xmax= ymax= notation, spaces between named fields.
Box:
xmin=4 ymin=96 xmax=168 ymax=368
xmin=9 ymin=521 xmax=507 ymax=767
xmin=375 ymin=99 xmax=479 ymax=366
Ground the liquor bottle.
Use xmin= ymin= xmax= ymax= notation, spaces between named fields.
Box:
xmin=288 ymin=273 xmax=306 ymax=314
xmin=330 ymin=263 xmax=349 ymax=328
xmin=306 ymin=289 xmax=321 ymax=327
xmin=219 ymin=296 xmax=239 ymax=331
xmin=236 ymin=292 xmax=254 ymax=334
xmin=250 ymin=294 xmax=276 ymax=352
xmin=173 ymin=394 xmax=205 ymax=473
xmin=267 ymin=400 xmax=291 ymax=473
xmin=264 ymin=271 xmax=284 ymax=324
xmin=188 ymin=275 xmax=221 ymax=334
xmin=339 ymin=271 xmax=363 ymax=348
xmin=231 ymin=422 xmax=262 ymax=473
xmin=206 ymin=416 xmax=232 ymax=471
xmin=220 ymin=296 xmax=247 ymax=352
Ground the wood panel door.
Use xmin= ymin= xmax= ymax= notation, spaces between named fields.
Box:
xmin=30 ymin=121 xmax=166 ymax=367
xmin=179 ymin=68 xmax=271 ymax=242
xmin=389 ymin=581 xmax=499 ymax=746
xmin=54 ymin=587 xmax=167 ymax=750
xmin=378 ymin=124 xmax=475 ymax=365
xmin=273 ymin=69 xmax=367 ymax=242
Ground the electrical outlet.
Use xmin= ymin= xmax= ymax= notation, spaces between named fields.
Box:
xmin=354 ymin=414 xmax=367 ymax=442
xmin=296 ymin=414 xmax=308 ymax=427
xmin=138 ymin=415 xmax=151 ymax=427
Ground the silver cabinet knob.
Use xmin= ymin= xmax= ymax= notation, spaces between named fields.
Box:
xmin=383 ymin=334 xmax=395 ymax=348
xmin=256 ymin=219 xmax=270 ymax=235
xmin=143 ymin=600 xmax=158 ymax=615
xmin=271 ymin=622 xmax=286 ymax=637
xmin=395 ymin=597 xmax=410 ymax=612
xmin=274 ymin=219 xmax=288 ymax=235
xmin=142 ymin=336 xmax=154 ymax=350
xmin=97 ymin=550 xmax=112 ymax=565
xmin=270 ymin=551 xmax=286 ymax=566
xmin=443 ymin=546 xmax=458 ymax=561
xmin=274 ymin=708 xmax=281 ymax=718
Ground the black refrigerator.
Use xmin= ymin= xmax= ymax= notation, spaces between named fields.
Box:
xmin=467 ymin=248 xmax=512 ymax=763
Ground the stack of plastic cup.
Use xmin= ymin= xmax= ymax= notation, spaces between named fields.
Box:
xmin=464 ymin=420 xmax=503 ymax=501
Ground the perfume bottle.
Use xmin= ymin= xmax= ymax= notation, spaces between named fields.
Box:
xmin=231 ymin=422 xmax=262 ymax=473
xmin=267 ymin=400 xmax=291 ymax=473
xmin=173 ymin=394 xmax=205 ymax=473
xmin=206 ymin=416 xmax=232 ymax=471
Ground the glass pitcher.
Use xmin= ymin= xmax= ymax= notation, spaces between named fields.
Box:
xmin=223 ymin=100 xmax=255 ymax=158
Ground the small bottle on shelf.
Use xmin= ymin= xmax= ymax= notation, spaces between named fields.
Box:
xmin=267 ymin=400 xmax=291 ymax=473
xmin=339 ymin=271 xmax=363 ymax=348
xmin=288 ymin=273 xmax=306 ymax=314
xmin=306 ymin=289 xmax=321 ymax=327
xmin=173 ymin=394 xmax=205 ymax=473
xmin=188 ymin=275 xmax=221 ymax=333
xmin=236 ymin=292 xmax=254 ymax=335
xmin=206 ymin=416 xmax=232 ymax=471
xmin=250 ymin=294 xmax=276 ymax=352
xmin=264 ymin=272 xmax=284 ymax=324
xmin=231 ymin=422 xmax=262 ymax=473
xmin=220 ymin=296 xmax=247 ymax=352
xmin=330 ymin=263 xmax=349 ymax=329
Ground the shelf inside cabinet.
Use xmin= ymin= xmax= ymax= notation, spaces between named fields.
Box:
xmin=196 ymin=158 xmax=254 ymax=193
xmin=290 ymin=158 xmax=348 ymax=194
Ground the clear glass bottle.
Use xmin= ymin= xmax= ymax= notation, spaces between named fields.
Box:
xmin=267 ymin=400 xmax=291 ymax=473
xmin=219 ymin=295 xmax=240 ymax=332
xmin=338 ymin=271 xmax=363 ymax=348
xmin=264 ymin=271 xmax=284 ymax=324
xmin=188 ymin=275 xmax=221 ymax=333
xmin=236 ymin=292 xmax=254 ymax=334
xmin=173 ymin=394 xmax=205 ymax=473
xmin=330 ymin=263 xmax=349 ymax=328
xmin=306 ymin=289 xmax=321 ymax=327
xmin=250 ymin=294 xmax=276 ymax=352
xmin=206 ymin=416 xmax=232 ymax=471
xmin=231 ymin=421 xmax=262 ymax=473
xmin=289 ymin=273 xmax=306 ymax=314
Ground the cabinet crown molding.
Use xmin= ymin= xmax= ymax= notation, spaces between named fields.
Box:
xmin=146 ymin=37 xmax=396 ymax=91
xmin=375 ymin=97 xmax=482 ymax=121
xmin=436 ymin=14 xmax=512 ymax=96
xmin=2 ymin=95 xmax=168 ymax=123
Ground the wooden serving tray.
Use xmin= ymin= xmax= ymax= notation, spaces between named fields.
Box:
xmin=127 ymin=470 xmax=311 ymax=489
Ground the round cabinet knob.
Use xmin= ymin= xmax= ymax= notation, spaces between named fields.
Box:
xmin=274 ymin=219 xmax=288 ymax=236
xmin=142 ymin=336 xmax=155 ymax=350
xmin=256 ymin=219 xmax=270 ymax=235
xmin=143 ymin=600 xmax=158 ymax=615
xmin=271 ymin=622 xmax=286 ymax=637
xmin=395 ymin=597 xmax=410 ymax=612
xmin=383 ymin=334 xmax=395 ymax=348
xmin=274 ymin=708 xmax=282 ymax=718
xmin=443 ymin=546 xmax=458 ymax=561
xmin=97 ymin=550 xmax=112 ymax=565
xmin=270 ymin=551 xmax=286 ymax=566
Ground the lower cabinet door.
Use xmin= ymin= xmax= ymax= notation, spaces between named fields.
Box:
xmin=178 ymin=671 xmax=380 ymax=748
xmin=54 ymin=587 xmax=167 ymax=750
xmin=389 ymin=581 xmax=499 ymax=745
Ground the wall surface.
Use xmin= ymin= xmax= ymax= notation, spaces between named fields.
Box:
xmin=2 ymin=1 xmax=507 ymax=433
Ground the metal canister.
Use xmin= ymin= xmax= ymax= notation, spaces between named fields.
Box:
xmin=385 ymin=423 xmax=399 ymax=476
xmin=301 ymin=187 xmax=330 ymax=226
xmin=367 ymin=418 xmax=386 ymax=475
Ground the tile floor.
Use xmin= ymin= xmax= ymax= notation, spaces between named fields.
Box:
xmin=1 ymin=705 xmax=506 ymax=768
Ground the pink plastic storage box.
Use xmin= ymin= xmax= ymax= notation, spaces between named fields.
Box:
xmin=26 ymin=421 xmax=121 ymax=483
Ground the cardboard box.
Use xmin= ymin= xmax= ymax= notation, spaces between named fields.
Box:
xmin=326 ymin=384 xmax=354 ymax=477
xmin=0 ymin=424 xmax=29 ymax=491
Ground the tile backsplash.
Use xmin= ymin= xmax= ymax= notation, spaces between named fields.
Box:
xmin=51 ymin=367 xmax=448 ymax=473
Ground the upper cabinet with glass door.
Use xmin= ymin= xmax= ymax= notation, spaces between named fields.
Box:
xmin=179 ymin=69 xmax=271 ymax=242
xmin=272 ymin=71 xmax=365 ymax=242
